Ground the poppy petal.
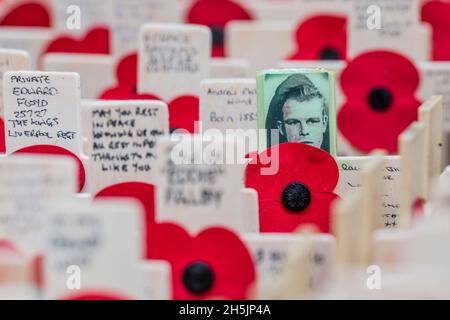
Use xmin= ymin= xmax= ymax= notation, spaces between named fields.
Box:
xmin=168 ymin=95 xmax=199 ymax=133
xmin=116 ymin=53 xmax=138 ymax=87
xmin=0 ymin=2 xmax=51 ymax=27
xmin=422 ymin=0 xmax=450 ymax=60
xmin=288 ymin=15 xmax=347 ymax=61
xmin=44 ymin=27 xmax=110 ymax=55
xmin=258 ymin=192 xmax=338 ymax=233
xmin=340 ymin=51 xmax=420 ymax=97
xmin=246 ymin=142 xmax=339 ymax=192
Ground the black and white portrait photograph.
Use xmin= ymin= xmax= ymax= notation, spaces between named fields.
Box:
xmin=258 ymin=70 xmax=336 ymax=155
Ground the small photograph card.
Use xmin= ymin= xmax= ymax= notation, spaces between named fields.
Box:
xmin=256 ymin=69 xmax=337 ymax=155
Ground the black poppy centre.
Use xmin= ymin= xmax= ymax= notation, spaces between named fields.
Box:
xmin=368 ymin=87 xmax=394 ymax=112
xmin=281 ymin=182 xmax=312 ymax=213
xmin=182 ymin=261 xmax=215 ymax=295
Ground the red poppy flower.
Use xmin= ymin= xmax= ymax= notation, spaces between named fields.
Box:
xmin=13 ymin=145 xmax=86 ymax=192
xmin=187 ymin=0 xmax=253 ymax=57
xmin=288 ymin=15 xmax=347 ymax=61
xmin=0 ymin=118 xmax=5 ymax=153
xmin=94 ymin=182 xmax=156 ymax=259
xmin=43 ymin=27 xmax=110 ymax=55
xmin=338 ymin=50 xmax=421 ymax=153
xmin=422 ymin=0 xmax=450 ymax=61
xmin=99 ymin=53 xmax=199 ymax=133
xmin=0 ymin=2 xmax=51 ymax=27
xmin=149 ymin=223 xmax=256 ymax=300
xmin=245 ymin=142 xmax=339 ymax=233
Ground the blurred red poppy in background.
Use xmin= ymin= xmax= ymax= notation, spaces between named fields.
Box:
xmin=422 ymin=0 xmax=450 ymax=61
xmin=187 ymin=0 xmax=253 ymax=57
xmin=43 ymin=27 xmax=110 ymax=55
xmin=338 ymin=50 xmax=421 ymax=153
xmin=288 ymin=15 xmax=347 ymax=61
xmin=0 ymin=2 xmax=51 ymax=27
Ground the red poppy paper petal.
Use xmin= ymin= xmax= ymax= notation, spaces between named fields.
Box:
xmin=421 ymin=0 xmax=450 ymax=60
xmin=94 ymin=182 xmax=155 ymax=259
xmin=168 ymin=95 xmax=200 ymax=133
xmin=150 ymin=223 xmax=256 ymax=300
xmin=288 ymin=15 xmax=347 ymax=60
xmin=0 ymin=118 xmax=5 ymax=153
xmin=246 ymin=142 xmax=339 ymax=193
xmin=187 ymin=0 xmax=252 ymax=27
xmin=13 ymin=145 xmax=85 ymax=192
xmin=148 ymin=223 xmax=193 ymax=260
xmin=0 ymin=2 xmax=51 ymax=27
xmin=422 ymin=0 xmax=449 ymax=25
xmin=340 ymin=51 xmax=420 ymax=98
xmin=116 ymin=53 xmax=138 ymax=86
xmin=338 ymin=98 xmax=420 ymax=153
xmin=44 ymin=27 xmax=110 ymax=55
xmin=259 ymin=192 xmax=338 ymax=233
